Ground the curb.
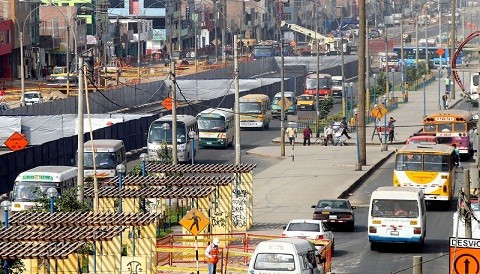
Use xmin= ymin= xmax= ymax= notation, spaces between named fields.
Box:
xmin=245 ymin=150 xmax=288 ymax=161
xmin=337 ymin=149 xmax=396 ymax=199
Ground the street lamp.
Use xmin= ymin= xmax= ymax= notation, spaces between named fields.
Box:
xmin=161 ymin=122 xmax=170 ymax=161
xmin=47 ymin=187 xmax=58 ymax=214
xmin=188 ymin=131 xmax=196 ymax=165
xmin=382 ymin=95 xmax=388 ymax=146
xmin=391 ymin=68 xmax=395 ymax=100
xmin=1 ymin=200 xmax=11 ymax=274
xmin=116 ymin=163 xmax=126 ymax=213
xmin=139 ymin=153 xmax=148 ymax=177
xmin=422 ymin=74 xmax=427 ymax=117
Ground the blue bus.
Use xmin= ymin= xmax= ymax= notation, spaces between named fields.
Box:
xmin=392 ymin=46 xmax=463 ymax=68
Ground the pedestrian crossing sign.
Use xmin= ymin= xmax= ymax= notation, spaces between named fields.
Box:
xmin=179 ymin=208 xmax=209 ymax=236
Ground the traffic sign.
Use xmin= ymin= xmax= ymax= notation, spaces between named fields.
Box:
xmin=437 ymin=48 xmax=445 ymax=56
xmin=277 ymin=97 xmax=292 ymax=111
xmin=179 ymin=208 xmax=209 ymax=236
xmin=370 ymin=103 xmax=388 ymax=119
xmin=449 ymin=237 xmax=480 ymax=274
xmin=161 ymin=97 xmax=179 ymax=111
xmin=4 ymin=132 xmax=28 ymax=151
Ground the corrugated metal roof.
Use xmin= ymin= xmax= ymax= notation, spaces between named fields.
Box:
xmin=101 ymin=175 xmax=233 ymax=187
xmin=0 ymin=226 xmax=122 ymax=242
xmin=146 ymin=163 xmax=257 ymax=174
xmin=0 ymin=242 xmax=85 ymax=259
xmin=84 ymin=185 xmax=214 ymax=198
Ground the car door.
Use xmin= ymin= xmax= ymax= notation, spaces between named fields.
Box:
xmin=321 ymin=222 xmax=333 ymax=241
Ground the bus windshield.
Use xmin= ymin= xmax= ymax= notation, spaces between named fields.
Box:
xmin=197 ymin=117 xmax=226 ymax=132
xmin=83 ymin=152 xmax=117 ymax=169
xmin=395 ymin=153 xmax=450 ymax=171
xmin=306 ymin=78 xmax=331 ymax=89
xmin=240 ymin=102 xmax=262 ymax=114
xmin=148 ymin=122 xmax=187 ymax=144
xmin=371 ymin=199 xmax=419 ymax=218
xmin=13 ymin=182 xmax=59 ymax=202
xmin=253 ymin=47 xmax=273 ymax=56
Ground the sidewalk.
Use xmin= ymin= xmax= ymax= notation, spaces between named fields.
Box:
xmin=246 ymin=76 xmax=465 ymax=233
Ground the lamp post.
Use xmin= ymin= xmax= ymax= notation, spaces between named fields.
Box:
xmin=1 ymin=200 xmax=11 ymax=274
xmin=437 ymin=67 xmax=441 ymax=109
xmin=354 ymin=108 xmax=361 ymax=171
xmin=382 ymin=95 xmax=388 ymax=146
xmin=140 ymin=153 xmax=148 ymax=177
xmin=391 ymin=68 xmax=395 ymax=100
xmin=116 ymin=163 xmax=126 ymax=213
xmin=188 ymin=131 xmax=196 ymax=165
xmin=47 ymin=187 xmax=58 ymax=214
xmin=161 ymin=122 xmax=170 ymax=162
xmin=423 ymin=75 xmax=427 ymax=117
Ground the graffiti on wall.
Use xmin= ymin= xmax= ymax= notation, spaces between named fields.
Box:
xmin=232 ymin=189 xmax=248 ymax=227
xmin=211 ymin=210 xmax=226 ymax=228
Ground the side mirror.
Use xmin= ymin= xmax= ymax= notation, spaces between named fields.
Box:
xmin=311 ymin=205 xmax=316 ymax=208
xmin=282 ymin=225 xmax=287 ymax=230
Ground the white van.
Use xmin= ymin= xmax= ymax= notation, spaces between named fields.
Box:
xmin=248 ymin=238 xmax=324 ymax=274
xmin=368 ymin=186 xmax=426 ymax=250
xmin=79 ymin=139 xmax=127 ymax=180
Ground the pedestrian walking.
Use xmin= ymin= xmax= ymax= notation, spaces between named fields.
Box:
xmin=445 ymin=77 xmax=451 ymax=95
xmin=340 ymin=117 xmax=351 ymax=139
xmin=388 ymin=117 xmax=396 ymax=143
xmin=41 ymin=67 xmax=47 ymax=80
xmin=286 ymin=126 xmax=297 ymax=145
xmin=303 ymin=126 xmax=313 ymax=146
xmin=205 ymin=238 xmax=220 ymax=274
xmin=0 ymin=87 xmax=5 ymax=102
xmin=442 ymin=93 xmax=448 ymax=109
xmin=452 ymin=144 xmax=461 ymax=167
xmin=30 ymin=68 xmax=37 ymax=80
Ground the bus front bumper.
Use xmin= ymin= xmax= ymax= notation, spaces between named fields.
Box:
xmin=199 ymin=138 xmax=227 ymax=147
xmin=240 ymin=121 xmax=264 ymax=128
xmin=368 ymin=235 xmax=423 ymax=243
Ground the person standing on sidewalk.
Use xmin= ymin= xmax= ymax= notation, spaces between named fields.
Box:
xmin=205 ymin=238 xmax=220 ymax=274
xmin=442 ymin=93 xmax=448 ymax=109
xmin=303 ymin=126 xmax=313 ymax=146
xmin=286 ymin=126 xmax=297 ymax=145
xmin=445 ymin=77 xmax=451 ymax=95
xmin=388 ymin=117 xmax=396 ymax=143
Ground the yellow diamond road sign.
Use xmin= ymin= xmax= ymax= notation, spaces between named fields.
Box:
xmin=277 ymin=97 xmax=292 ymax=111
xmin=179 ymin=208 xmax=209 ymax=236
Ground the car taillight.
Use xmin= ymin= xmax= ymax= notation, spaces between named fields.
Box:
xmin=316 ymin=235 xmax=324 ymax=239
xmin=338 ymin=214 xmax=352 ymax=219
xmin=369 ymin=226 xmax=377 ymax=233
xmin=414 ymin=227 xmax=422 ymax=234
xmin=313 ymin=214 xmax=328 ymax=220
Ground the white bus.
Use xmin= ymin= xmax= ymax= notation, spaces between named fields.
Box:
xmin=368 ymin=186 xmax=426 ymax=250
xmin=147 ymin=115 xmax=198 ymax=163
xmin=11 ymin=166 xmax=78 ymax=212
xmin=196 ymin=108 xmax=235 ymax=148
xmin=469 ymin=73 xmax=479 ymax=96
xmin=79 ymin=139 xmax=127 ymax=180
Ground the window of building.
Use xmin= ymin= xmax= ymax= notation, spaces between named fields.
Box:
xmin=144 ymin=0 xmax=165 ymax=8
xmin=109 ymin=0 xmax=125 ymax=8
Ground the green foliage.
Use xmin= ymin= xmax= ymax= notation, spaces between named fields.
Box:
xmin=129 ymin=162 xmax=143 ymax=176
xmin=0 ymin=259 xmax=26 ymax=273
xmin=155 ymin=143 xmax=173 ymax=164
xmin=157 ymin=228 xmax=173 ymax=239
xmin=318 ymin=96 xmax=334 ymax=119
xmin=34 ymin=188 xmax=91 ymax=213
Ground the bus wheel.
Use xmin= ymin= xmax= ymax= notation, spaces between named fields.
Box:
xmin=370 ymin=242 xmax=378 ymax=251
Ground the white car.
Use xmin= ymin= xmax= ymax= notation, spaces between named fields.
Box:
xmin=282 ymin=219 xmax=334 ymax=251
xmin=21 ymin=91 xmax=43 ymax=106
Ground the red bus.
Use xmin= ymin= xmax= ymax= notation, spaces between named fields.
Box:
xmin=304 ymin=73 xmax=333 ymax=100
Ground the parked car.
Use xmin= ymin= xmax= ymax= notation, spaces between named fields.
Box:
xmin=20 ymin=91 xmax=44 ymax=106
xmin=311 ymin=199 xmax=356 ymax=231
xmin=282 ymin=219 xmax=334 ymax=252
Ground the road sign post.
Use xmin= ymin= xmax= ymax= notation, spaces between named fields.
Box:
xmin=4 ymin=132 xmax=28 ymax=151
xmin=179 ymin=208 xmax=210 ymax=274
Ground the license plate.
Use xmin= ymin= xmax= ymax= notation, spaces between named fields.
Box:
xmin=390 ymin=231 xmax=399 ymax=236
xmin=329 ymin=215 xmax=337 ymax=219
xmin=207 ymin=142 xmax=212 ymax=144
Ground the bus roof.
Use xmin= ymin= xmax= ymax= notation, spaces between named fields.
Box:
xmin=306 ymin=73 xmax=332 ymax=79
xmin=372 ymin=186 xmax=423 ymax=199
xmin=397 ymin=143 xmax=454 ymax=154
xmin=16 ymin=166 xmax=78 ymax=182
xmin=197 ymin=108 xmax=234 ymax=118
xmin=239 ymin=94 xmax=270 ymax=101
xmin=424 ymin=109 xmax=474 ymax=122
xmin=153 ymin=115 xmax=197 ymax=124
xmin=83 ymin=139 xmax=124 ymax=151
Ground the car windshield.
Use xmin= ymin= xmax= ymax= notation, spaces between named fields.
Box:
xmin=306 ymin=78 xmax=331 ymax=89
xmin=83 ymin=152 xmax=117 ymax=169
xmin=239 ymin=102 xmax=262 ymax=114
xmin=25 ymin=93 xmax=39 ymax=99
xmin=298 ymin=95 xmax=313 ymax=101
xmin=287 ymin=222 xmax=320 ymax=232
xmin=316 ymin=200 xmax=349 ymax=209
xmin=13 ymin=182 xmax=58 ymax=201
xmin=254 ymin=253 xmax=295 ymax=271
xmin=332 ymin=80 xmax=343 ymax=86
xmin=197 ymin=117 xmax=226 ymax=132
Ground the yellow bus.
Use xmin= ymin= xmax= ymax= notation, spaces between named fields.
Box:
xmin=239 ymin=94 xmax=272 ymax=129
xmin=393 ymin=143 xmax=456 ymax=206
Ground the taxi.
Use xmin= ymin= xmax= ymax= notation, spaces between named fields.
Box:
xmin=296 ymin=94 xmax=316 ymax=110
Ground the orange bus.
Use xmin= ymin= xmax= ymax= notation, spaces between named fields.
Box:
xmin=304 ymin=73 xmax=333 ymax=100
xmin=423 ymin=110 xmax=475 ymax=158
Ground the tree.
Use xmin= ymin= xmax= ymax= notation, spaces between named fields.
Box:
xmin=0 ymin=259 xmax=26 ymax=274
xmin=318 ymin=96 xmax=334 ymax=120
xmin=34 ymin=188 xmax=91 ymax=213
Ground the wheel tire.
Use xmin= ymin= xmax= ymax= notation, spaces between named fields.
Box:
xmin=348 ymin=222 xmax=355 ymax=232
xmin=370 ymin=242 xmax=378 ymax=251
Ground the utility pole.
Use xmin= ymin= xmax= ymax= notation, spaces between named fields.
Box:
xmin=425 ymin=14 xmax=428 ymax=73
xmin=280 ymin=38 xmax=286 ymax=157
xmin=221 ymin=0 xmax=226 ymax=63
xmin=315 ymin=3 xmax=320 ymax=135
xmin=138 ymin=19 xmax=141 ymax=83
xmin=77 ymin=55 xmax=85 ymax=203
xmin=340 ymin=12 xmax=346 ymax=118
xmin=415 ymin=13 xmax=419 ymax=73
xmin=438 ymin=0 xmax=442 ymax=75
xmin=365 ymin=22 xmax=370 ymax=111
xmin=171 ymin=60 xmax=178 ymax=165
xmin=234 ymin=35 xmax=241 ymax=165
xmin=384 ymin=24 xmax=390 ymax=99
xmin=400 ymin=15 xmax=405 ymax=96
xmin=463 ymin=169 xmax=472 ymax=238
xmin=450 ymin=0 xmax=457 ymax=100
xmin=358 ymin=0 xmax=366 ymax=166
xmin=66 ymin=25 xmax=70 ymax=97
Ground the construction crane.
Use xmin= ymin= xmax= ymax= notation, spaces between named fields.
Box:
xmin=280 ymin=21 xmax=337 ymax=54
